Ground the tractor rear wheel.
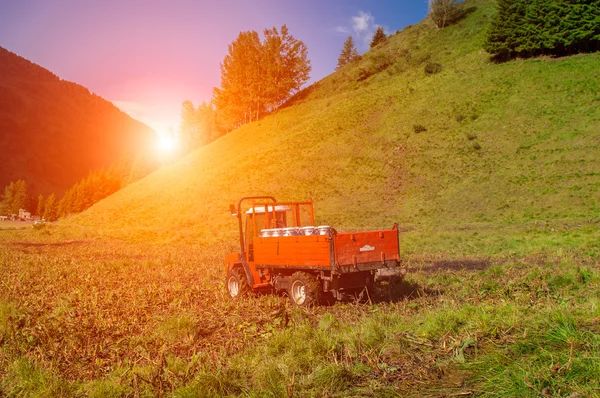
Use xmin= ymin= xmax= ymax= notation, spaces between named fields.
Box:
xmin=226 ymin=268 xmax=250 ymax=299
xmin=288 ymin=272 xmax=321 ymax=307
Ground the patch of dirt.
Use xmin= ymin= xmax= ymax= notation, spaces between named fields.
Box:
xmin=7 ymin=240 xmax=89 ymax=247
xmin=407 ymin=258 xmax=492 ymax=273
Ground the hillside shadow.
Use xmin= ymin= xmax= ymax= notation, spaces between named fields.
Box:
xmin=9 ymin=240 xmax=87 ymax=247
xmin=279 ymin=81 xmax=321 ymax=110
xmin=444 ymin=6 xmax=477 ymax=28
xmin=371 ymin=278 xmax=443 ymax=303
xmin=408 ymin=258 xmax=492 ymax=273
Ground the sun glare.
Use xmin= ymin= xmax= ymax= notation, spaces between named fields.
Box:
xmin=156 ymin=133 xmax=177 ymax=154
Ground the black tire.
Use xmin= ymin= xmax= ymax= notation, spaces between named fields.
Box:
xmin=288 ymin=272 xmax=321 ymax=307
xmin=226 ymin=267 xmax=250 ymax=299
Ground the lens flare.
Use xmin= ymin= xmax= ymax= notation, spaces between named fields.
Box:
xmin=156 ymin=134 xmax=177 ymax=154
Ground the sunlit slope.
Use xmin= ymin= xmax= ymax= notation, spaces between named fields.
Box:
xmin=68 ymin=0 xmax=600 ymax=245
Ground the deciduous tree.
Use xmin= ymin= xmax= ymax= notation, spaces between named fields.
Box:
xmin=213 ymin=25 xmax=311 ymax=131
xmin=428 ymin=0 xmax=461 ymax=29
xmin=179 ymin=100 xmax=219 ymax=150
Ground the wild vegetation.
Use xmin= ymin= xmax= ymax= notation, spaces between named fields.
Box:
xmin=1 ymin=0 xmax=600 ymax=395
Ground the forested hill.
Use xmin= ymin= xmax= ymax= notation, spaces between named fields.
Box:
xmin=0 ymin=46 xmax=156 ymax=196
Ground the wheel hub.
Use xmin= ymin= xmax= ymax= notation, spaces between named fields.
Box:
xmin=228 ymin=277 xmax=239 ymax=297
xmin=291 ymin=280 xmax=306 ymax=305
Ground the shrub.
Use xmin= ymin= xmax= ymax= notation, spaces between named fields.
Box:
xmin=466 ymin=132 xmax=477 ymax=141
xmin=472 ymin=142 xmax=482 ymax=151
xmin=357 ymin=68 xmax=371 ymax=82
xmin=424 ymin=62 xmax=443 ymax=75
xmin=428 ymin=0 xmax=461 ymax=29
xmin=356 ymin=52 xmax=395 ymax=81
xmin=413 ymin=124 xmax=427 ymax=133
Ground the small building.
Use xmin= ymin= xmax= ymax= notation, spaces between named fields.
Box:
xmin=0 ymin=216 xmax=7 ymax=221
xmin=18 ymin=209 xmax=31 ymax=220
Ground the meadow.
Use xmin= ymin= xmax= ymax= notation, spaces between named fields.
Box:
xmin=1 ymin=223 xmax=599 ymax=396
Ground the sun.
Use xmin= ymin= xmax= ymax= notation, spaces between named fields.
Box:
xmin=156 ymin=132 xmax=177 ymax=156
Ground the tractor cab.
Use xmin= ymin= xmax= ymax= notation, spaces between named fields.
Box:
xmin=244 ymin=204 xmax=289 ymax=261
xmin=229 ymin=196 xmax=315 ymax=263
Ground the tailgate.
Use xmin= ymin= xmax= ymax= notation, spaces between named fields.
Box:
xmin=334 ymin=224 xmax=400 ymax=271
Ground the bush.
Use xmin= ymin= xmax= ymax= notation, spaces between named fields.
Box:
xmin=413 ymin=124 xmax=427 ymax=134
xmin=428 ymin=0 xmax=461 ymax=29
xmin=424 ymin=62 xmax=443 ymax=75
xmin=356 ymin=52 xmax=396 ymax=81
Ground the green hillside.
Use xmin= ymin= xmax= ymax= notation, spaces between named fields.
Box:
xmin=68 ymin=0 xmax=599 ymax=255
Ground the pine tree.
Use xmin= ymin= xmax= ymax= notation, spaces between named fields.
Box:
xmin=484 ymin=0 xmax=600 ymax=60
xmin=0 ymin=179 xmax=28 ymax=216
xmin=43 ymin=193 xmax=58 ymax=221
xmin=370 ymin=27 xmax=387 ymax=48
xmin=36 ymin=194 xmax=45 ymax=217
xmin=337 ymin=36 xmax=360 ymax=70
xmin=58 ymin=189 xmax=73 ymax=218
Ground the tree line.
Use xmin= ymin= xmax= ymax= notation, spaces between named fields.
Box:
xmin=0 ymin=156 xmax=151 ymax=222
xmin=485 ymin=0 xmax=600 ymax=60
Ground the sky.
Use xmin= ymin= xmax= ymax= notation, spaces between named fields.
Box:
xmin=0 ymin=1 xmax=429 ymax=136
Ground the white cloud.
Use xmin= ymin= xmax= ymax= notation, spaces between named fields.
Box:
xmin=334 ymin=11 xmax=389 ymax=52
xmin=352 ymin=11 xmax=374 ymax=34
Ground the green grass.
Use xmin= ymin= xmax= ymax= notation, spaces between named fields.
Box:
xmin=2 ymin=0 xmax=600 ymax=395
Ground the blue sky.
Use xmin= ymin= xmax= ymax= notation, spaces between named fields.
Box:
xmin=0 ymin=1 xmax=429 ymax=133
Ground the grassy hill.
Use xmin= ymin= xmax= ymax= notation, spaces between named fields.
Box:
xmin=67 ymin=0 xmax=599 ymax=257
xmin=2 ymin=0 xmax=600 ymax=396
xmin=0 ymin=46 xmax=156 ymax=196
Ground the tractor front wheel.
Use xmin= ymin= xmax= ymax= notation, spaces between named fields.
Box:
xmin=288 ymin=272 xmax=320 ymax=307
xmin=226 ymin=268 xmax=250 ymax=299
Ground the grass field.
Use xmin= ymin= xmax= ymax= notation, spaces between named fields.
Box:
xmin=2 ymin=0 xmax=600 ymax=395
xmin=0 ymin=221 xmax=34 ymax=230
xmin=1 ymin=227 xmax=599 ymax=396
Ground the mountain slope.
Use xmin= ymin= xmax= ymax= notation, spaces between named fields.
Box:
xmin=0 ymin=46 xmax=156 ymax=195
xmin=68 ymin=0 xmax=600 ymax=250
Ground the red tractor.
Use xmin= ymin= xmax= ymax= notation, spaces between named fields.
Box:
xmin=224 ymin=196 xmax=402 ymax=306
